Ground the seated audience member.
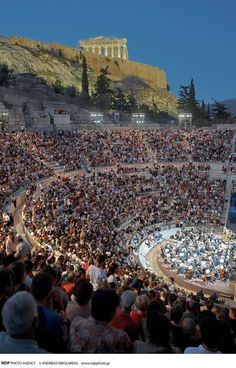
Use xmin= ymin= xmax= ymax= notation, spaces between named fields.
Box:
xmin=66 ymin=280 xmax=93 ymax=321
xmin=0 ymin=291 xmax=47 ymax=353
xmin=110 ymin=289 xmax=140 ymax=342
xmin=133 ymin=311 xmax=180 ymax=353
xmin=69 ymin=288 xmax=131 ymax=353
xmin=31 ymin=272 xmax=68 ymax=353
xmin=184 ymin=318 xmax=222 ymax=353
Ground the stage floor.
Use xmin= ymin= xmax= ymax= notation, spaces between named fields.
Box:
xmin=147 ymin=244 xmax=235 ymax=298
xmin=137 ymin=227 xmax=235 ymax=298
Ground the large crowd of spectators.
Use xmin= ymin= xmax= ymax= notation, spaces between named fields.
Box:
xmin=23 ymin=165 xmax=225 ymax=258
xmin=146 ymin=129 xmax=233 ymax=162
xmin=0 ymin=127 xmax=235 ymax=354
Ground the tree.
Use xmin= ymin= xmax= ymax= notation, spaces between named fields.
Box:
xmin=65 ymin=86 xmax=77 ymax=97
xmin=94 ymin=66 xmax=112 ymax=96
xmin=177 ymin=85 xmax=189 ymax=112
xmin=93 ymin=66 xmax=113 ymax=110
xmin=195 ymin=99 xmax=208 ymax=120
xmin=0 ymin=64 xmax=12 ymax=87
xmin=53 ymin=78 xmax=63 ymax=93
xmin=201 ymin=99 xmax=206 ymax=113
xmin=81 ymin=55 xmax=90 ymax=104
xmin=211 ymin=99 xmax=231 ymax=119
xmin=188 ymin=78 xmax=198 ymax=116
xmin=126 ymin=94 xmax=137 ymax=113
xmin=112 ymin=88 xmax=127 ymax=111
xmin=178 ymin=79 xmax=202 ymax=120
xmin=207 ymin=103 xmax=211 ymax=121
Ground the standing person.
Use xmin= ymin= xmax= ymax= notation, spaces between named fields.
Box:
xmin=110 ymin=289 xmax=140 ymax=342
xmin=15 ymin=237 xmax=32 ymax=260
xmin=133 ymin=311 xmax=180 ymax=353
xmin=5 ymin=232 xmax=19 ymax=255
xmin=0 ymin=291 xmax=47 ymax=353
xmin=107 ymin=262 xmax=118 ymax=288
xmin=66 ymin=280 xmax=93 ymax=322
xmin=31 ymin=272 xmax=68 ymax=353
xmin=0 ymin=269 xmax=15 ymax=332
xmin=69 ymin=288 xmax=131 ymax=353
xmin=184 ymin=318 xmax=222 ymax=354
xmin=130 ymin=294 xmax=150 ymax=324
xmin=86 ymin=254 xmax=107 ymax=291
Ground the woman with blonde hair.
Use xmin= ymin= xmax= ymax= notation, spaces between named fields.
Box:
xmin=130 ymin=293 xmax=150 ymax=323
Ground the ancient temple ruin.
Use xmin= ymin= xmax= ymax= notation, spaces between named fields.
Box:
xmin=79 ymin=36 xmax=128 ymax=60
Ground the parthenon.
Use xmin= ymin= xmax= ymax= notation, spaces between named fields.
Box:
xmin=79 ymin=36 xmax=128 ymax=60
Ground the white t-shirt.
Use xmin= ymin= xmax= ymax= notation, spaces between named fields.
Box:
xmin=86 ymin=265 xmax=107 ymax=291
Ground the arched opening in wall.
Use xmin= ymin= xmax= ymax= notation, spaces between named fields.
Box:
xmin=94 ymin=47 xmax=99 ymax=54
xmin=88 ymin=47 xmax=93 ymax=53
xmin=101 ymin=47 xmax=106 ymax=56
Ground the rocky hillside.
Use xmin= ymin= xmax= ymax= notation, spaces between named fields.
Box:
xmin=0 ymin=35 xmax=177 ymax=114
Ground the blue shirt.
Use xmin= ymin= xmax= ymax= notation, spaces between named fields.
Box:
xmin=0 ymin=332 xmax=47 ymax=353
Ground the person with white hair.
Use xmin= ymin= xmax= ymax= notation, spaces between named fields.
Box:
xmin=0 ymin=291 xmax=47 ymax=353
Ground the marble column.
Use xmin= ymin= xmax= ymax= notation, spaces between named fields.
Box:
xmin=117 ymin=44 xmax=121 ymax=58
xmin=124 ymin=47 xmax=128 ymax=60
xmin=107 ymin=47 xmax=112 ymax=57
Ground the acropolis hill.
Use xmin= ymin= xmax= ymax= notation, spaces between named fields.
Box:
xmin=0 ymin=35 xmax=177 ymax=114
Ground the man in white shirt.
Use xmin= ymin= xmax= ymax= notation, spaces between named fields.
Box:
xmin=184 ymin=318 xmax=221 ymax=354
xmin=86 ymin=254 xmax=107 ymax=291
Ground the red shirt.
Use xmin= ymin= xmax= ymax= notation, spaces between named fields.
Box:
xmin=110 ymin=307 xmax=140 ymax=342
xmin=130 ymin=309 xmax=146 ymax=322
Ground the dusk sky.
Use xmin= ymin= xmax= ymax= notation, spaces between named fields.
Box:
xmin=1 ymin=0 xmax=235 ymax=103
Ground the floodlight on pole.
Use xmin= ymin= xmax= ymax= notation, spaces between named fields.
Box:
xmin=131 ymin=112 xmax=145 ymax=129
xmin=178 ymin=112 xmax=192 ymax=130
xmin=89 ymin=112 xmax=104 ymax=127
